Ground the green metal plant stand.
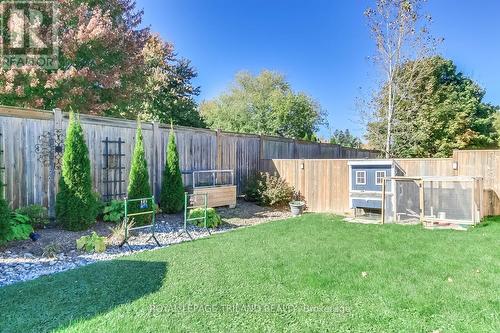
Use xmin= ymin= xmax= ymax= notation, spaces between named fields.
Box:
xmin=119 ymin=196 xmax=160 ymax=250
xmin=178 ymin=192 xmax=209 ymax=239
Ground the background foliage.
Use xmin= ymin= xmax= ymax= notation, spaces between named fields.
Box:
xmin=330 ymin=129 xmax=362 ymax=148
xmin=366 ymin=56 xmax=498 ymax=157
xmin=200 ymin=70 xmax=326 ymax=139
xmin=0 ymin=0 xmax=202 ymax=127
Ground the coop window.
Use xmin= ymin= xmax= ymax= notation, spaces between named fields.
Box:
xmin=375 ymin=171 xmax=386 ymax=185
xmin=355 ymin=171 xmax=366 ymax=185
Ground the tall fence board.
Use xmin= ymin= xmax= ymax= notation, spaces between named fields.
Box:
xmin=0 ymin=106 xmax=378 ymax=210
xmin=218 ymin=132 xmax=260 ymax=195
xmin=261 ymin=159 xmax=351 ymax=213
xmin=260 ymin=136 xmax=378 ymax=160
xmin=453 ymin=150 xmax=500 ymax=216
xmin=395 ymin=158 xmax=455 ymax=177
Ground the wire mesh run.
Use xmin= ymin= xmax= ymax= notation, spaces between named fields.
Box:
xmin=192 ymin=170 xmax=234 ymax=188
xmin=383 ymin=178 xmax=421 ymax=224
xmin=383 ymin=176 xmax=484 ymax=225
xmin=423 ymin=178 xmax=482 ymax=224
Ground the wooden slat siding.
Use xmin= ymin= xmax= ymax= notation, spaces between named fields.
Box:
xmin=453 ymin=150 xmax=500 ymax=216
xmin=261 ymin=136 xmax=295 ymax=159
xmin=0 ymin=106 xmax=379 ymax=209
xmin=295 ymin=141 xmax=321 ymax=158
xmin=193 ymin=186 xmax=237 ymax=208
xmin=261 ymin=159 xmax=351 ymax=213
xmin=340 ymin=147 xmax=380 ymax=159
xmin=319 ymin=143 xmax=341 ymax=158
xmin=395 ymin=158 xmax=455 ymax=177
xmin=0 ymin=116 xmax=53 ymax=208
xmin=218 ymin=133 xmax=260 ymax=194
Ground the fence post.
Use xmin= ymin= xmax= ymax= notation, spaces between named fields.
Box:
xmin=48 ymin=108 xmax=62 ymax=223
xmin=258 ymin=134 xmax=263 ymax=171
xmin=216 ymin=129 xmax=222 ymax=170
xmin=152 ymin=122 xmax=159 ymax=200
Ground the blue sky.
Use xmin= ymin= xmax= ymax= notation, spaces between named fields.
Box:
xmin=136 ymin=0 xmax=500 ymax=138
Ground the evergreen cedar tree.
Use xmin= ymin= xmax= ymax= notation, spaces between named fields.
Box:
xmin=127 ymin=122 xmax=153 ymax=225
xmin=160 ymin=126 xmax=184 ymax=213
xmin=55 ymin=113 xmax=98 ymax=231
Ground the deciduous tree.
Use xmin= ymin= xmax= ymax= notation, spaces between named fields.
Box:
xmin=200 ymin=70 xmax=325 ymax=139
xmin=367 ymin=56 xmax=498 ymax=157
xmin=0 ymin=1 xmax=202 ymax=126
xmin=364 ymin=0 xmax=438 ymax=157
xmin=0 ymin=0 xmax=148 ymax=115
xmin=138 ymin=34 xmax=203 ymax=127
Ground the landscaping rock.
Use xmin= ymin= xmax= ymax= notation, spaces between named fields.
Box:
xmin=0 ymin=200 xmax=289 ymax=287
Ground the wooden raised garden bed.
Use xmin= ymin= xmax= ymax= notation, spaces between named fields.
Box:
xmin=188 ymin=170 xmax=236 ymax=208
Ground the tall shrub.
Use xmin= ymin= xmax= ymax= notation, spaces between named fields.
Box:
xmin=127 ymin=122 xmax=152 ymax=225
xmin=56 ymin=113 xmax=97 ymax=231
xmin=160 ymin=127 xmax=184 ymax=213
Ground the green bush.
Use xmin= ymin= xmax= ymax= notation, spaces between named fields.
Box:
xmin=0 ymin=196 xmax=10 ymax=245
xmin=103 ymin=200 xmax=125 ymax=223
xmin=56 ymin=112 xmax=98 ymax=231
xmin=244 ymin=172 xmax=295 ymax=207
xmin=15 ymin=204 xmax=49 ymax=229
xmin=244 ymin=173 xmax=263 ymax=202
xmin=127 ymin=122 xmax=152 ymax=226
xmin=7 ymin=221 xmax=33 ymax=241
xmin=0 ymin=212 xmax=34 ymax=244
xmin=188 ymin=207 xmax=222 ymax=228
xmin=10 ymin=212 xmax=30 ymax=224
xmin=76 ymin=232 xmax=106 ymax=253
xmin=160 ymin=127 xmax=184 ymax=213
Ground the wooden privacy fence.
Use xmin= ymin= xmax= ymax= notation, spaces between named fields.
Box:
xmin=261 ymin=154 xmax=500 ymax=216
xmin=453 ymin=150 xmax=500 ymax=216
xmin=0 ymin=106 xmax=379 ymax=212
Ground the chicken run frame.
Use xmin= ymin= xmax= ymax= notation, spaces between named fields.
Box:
xmin=382 ymin=176 xmax=484 ymax=227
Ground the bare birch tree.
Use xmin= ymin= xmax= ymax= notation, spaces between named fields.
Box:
xmin=364 ymin=0 xmax=439 ymax=157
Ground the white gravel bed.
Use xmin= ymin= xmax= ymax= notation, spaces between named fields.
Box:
xmin=0 ymin=201 xmax=291 ymax=287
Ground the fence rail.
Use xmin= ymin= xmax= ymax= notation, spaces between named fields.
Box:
xmin=0 ymin=106 xmax=379 ymax=211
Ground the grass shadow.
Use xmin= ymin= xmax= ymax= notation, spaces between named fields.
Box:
xmin=0 ymin=258 xmax=168 ymax=333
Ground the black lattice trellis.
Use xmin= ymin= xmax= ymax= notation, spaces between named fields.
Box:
xmin=102 ymin=137 xmax=126 ymax=201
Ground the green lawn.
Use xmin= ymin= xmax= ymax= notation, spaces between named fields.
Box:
xmin=1 ymin=214 xmax=499 ymax=332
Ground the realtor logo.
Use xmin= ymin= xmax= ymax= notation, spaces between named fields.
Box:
xmin=0 ymin=1 xmax=58 ymax=69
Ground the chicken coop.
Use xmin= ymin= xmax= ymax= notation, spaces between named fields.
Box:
xmin=382 ymin=176 xmax=484 ymax=228
xmin=348 ymin=160 xmax=404 ymax=220
xmin=188 ymin=170 xmax=236 ymax=208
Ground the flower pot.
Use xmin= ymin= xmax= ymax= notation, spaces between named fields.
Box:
xmin=289 ymin=201 xmax=305 ymax=216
